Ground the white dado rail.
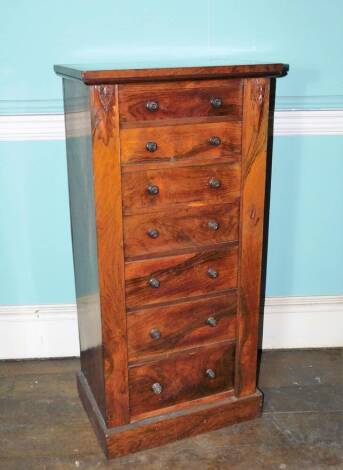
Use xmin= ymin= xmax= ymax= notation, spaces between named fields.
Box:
xmin=0 ymin=109 xmax=343 ymax=140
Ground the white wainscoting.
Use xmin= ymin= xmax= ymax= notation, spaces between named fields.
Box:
xmin=0 ymin=296 xmax=342 ymax=359
xmin=1 ymin=110 xmax=343 ymax=141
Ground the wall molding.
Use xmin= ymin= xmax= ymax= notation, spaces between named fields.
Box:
xmin=0 ymin=110 xmax=343 ymax=141
xmin=273 ymin=110 xmax=343 ymax=135
xmin=1 ymin=96 xmax=343 ymax=115
xmin=0 ymin=296 xmax=342 ymax=359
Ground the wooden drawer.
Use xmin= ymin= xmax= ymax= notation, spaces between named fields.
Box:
xmin=122 ymin=163 xmax=240 ymax=214
xmin=125 ymin=245 xmax=238 ymax=309
xmin=119 ymin=79 xmax=242 ymax=123
xmin=129 ymin=343 xmax=235 ymax=417
xmin=127 ymin=293 xmax=237 ymax=361
xmin=123 ymin=202 xmax=239 ymax=258
xmin=120 ymin=121 xmax=241 ymax=165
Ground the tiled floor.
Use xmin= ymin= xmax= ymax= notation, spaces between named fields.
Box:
xmin=0 ymin=349 xmax=342 ymax=469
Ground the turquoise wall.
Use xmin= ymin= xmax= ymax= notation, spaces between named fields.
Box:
xmin=0 ymin=0 xmax=342 ymax=304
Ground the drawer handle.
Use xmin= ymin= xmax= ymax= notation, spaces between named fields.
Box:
xmin=151 ymin=382 xmax=163 ymax=394
xmin=149 ymin=277 xmax=160 ymax=288
xmin=147 ymin=184 xmax=159 ymax=195
xmin=207 ymin=268 xmax=218 ymax=279
xmin=147 ymin=228 xmax=159 ymax=239
xmin=208 ymin=177 xmax=221 ymax=189
xmin=146 ymin=141 xmax=158 ymax=152
xmin=208 ymin=220 xmax=220 ymax=231
xmin=146 ymin=101 xmax=159 ymax=112
xmin=206 ymin=368 xmax=216 ymax=379
xmin=207 ymin=316 xmax=218 ymax=327
xmin=150 ymin=328 xmax=161 ymax=340
xmin=209 ymin=136 xmax=221 ymax=146
xmin=210 ymin=97 xmax=223 ymax=109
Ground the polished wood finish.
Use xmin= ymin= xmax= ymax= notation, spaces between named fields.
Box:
xmin=89 ymin=85 xmax=130 ymax=426
xmin=122 ymin=163 xmax=240 ymax=213
xmin=55 ymin=62 xmax=288 ymax=84
xmin=235 ymin=78 xmax=271 ymax=397
xmin=62 ymin=79 xmax=106 ymax=417
xmin=127 ymin=292 xmax=237 ymax=361
xmin=119 ymin=79 xmax=242 ymax=122
xmin=128 ymin=342 xmax=235 ymax=417
xmin=58 ymin=62 xmax=287 ymax=459
xmin=77 ymin=371 xmax=262 ymax=458
xmin=120 ymin=121 xmax=241 ymax=164
xmin=123 ymin=202 xmax=239 ymax=258
xmin=125 ymin=245 xmax=238 ymax=309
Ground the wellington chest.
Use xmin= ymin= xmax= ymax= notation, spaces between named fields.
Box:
xmin=55 ymin=62 xmax=288 ymax=458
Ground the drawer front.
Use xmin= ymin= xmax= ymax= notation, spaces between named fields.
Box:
xmin=119 ymin=80 xmax=242 ymax=122
xmin=129 ymin=343 xmax=235 ymax=417
xmin=122 ymin=163 xmax=240 ymax=213
xmin=120 ymin=121 xmax=241 ymax=164
xmin=125 ymin=246 xmax=238 ymax=309
xmin=127 ymin=293 xmax=237 ymax=361
xmin=123 ymin=203 xmax=239 ymax=258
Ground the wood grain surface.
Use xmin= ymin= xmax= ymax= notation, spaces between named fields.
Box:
xmin=128 ymin=342 xmax=236 ymax=416
xmin=127 ymin=292 xmax=237 ymax=361
xmin=90 ymin=84 xmax=130 ymax=426
xmin=122 ymin=163 xmax=241 ymax=213
xmin=123 ymin=202 xmax=239 ymax=258
xmin=235 ymin=78 xmax=270 ymax=397
xmin=55 ymin=62 xmax=289 ymax=84
xmin=120 ymin=121 xmax=241 ymax=164
xmin=77 ymin=370 xmax=262 ymax=458
xmin=125 ymin=245 xmax=238 ymax=309
xmin=119 ymin=79 xmax=242 ymax=122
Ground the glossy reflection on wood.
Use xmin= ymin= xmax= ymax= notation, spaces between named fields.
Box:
xmin=120 ymin=121 xmax=241 ymax=164
xmin=122 ymin=163 xmax=241 ymax=213
xmin=127 ymin=292 xmax=237 ymax=361
xmin=119 ymin=79 xmax=242 ymax=122
xmin=62 ymin=78 xmax=106 ymax=417
xmin=125 ymin=246 xmax=238 ymax=309
xmin=235 ymin=78 xmax=270 ymax=398
xmin=129 ymin=342 xmax=236 ymax=417
xmin=123 ymin=202 xmax=239 ymax=258
xmin=90 ymin=85 xmax=130 ymax=426
xmin=55 ymin=62 xmax=288 ymax=84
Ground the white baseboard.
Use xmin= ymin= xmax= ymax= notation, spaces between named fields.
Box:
xmin=0 ymin=304 xmax=79 ymax=359
xmin=262 ymin=295 xmax=343 ymax=349
xmin=0 ymin=296 xmax=342 ymax=359
xmin=1 ymin=110 xmax=343 ymax=141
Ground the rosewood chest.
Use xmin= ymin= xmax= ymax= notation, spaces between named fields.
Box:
xmin=55 ymin=62 xmax=288 ymax=458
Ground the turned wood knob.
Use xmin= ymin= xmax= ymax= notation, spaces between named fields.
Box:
xmin=206 ymin=368 xmax=216 ymax=379
xmin=150 ymin=328 xmax=161 ymax=340
xmin=149 ymin=277 xmax=160 ymax=288
xmin=146 ymin=101 xmax=159 ymax=111
xmin=209 ymin=136 xmax=221 ymax=146
xmin=146 ymin=141 xmax=158 ymax=152
xmin=208 ymin=177 xmax=221 ymax=189
xmin=210 ymin=97 xmax=223 ymax=108
xmin=207 ymin=316 xmax=218 ymax=327
xmin=208 ymin=220 xmax=219 ymax=231
xmin=147 ymin=228 xmax=159 ymax=238
xmin=151 ymin=382 xmax=163 ymax=394
xmin=147 ymin=184 xmax=159 ymax=195
xmin=207 ymin=268 xmax=218 ymax=279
